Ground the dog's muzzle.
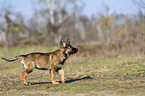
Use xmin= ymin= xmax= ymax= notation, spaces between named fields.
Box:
xmin=69 ymin=47 xmax=78 ymax=54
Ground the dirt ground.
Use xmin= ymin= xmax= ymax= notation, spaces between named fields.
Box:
xmin=0 ymin=39 xmax=145 ymax=96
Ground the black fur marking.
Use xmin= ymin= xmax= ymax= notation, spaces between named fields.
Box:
xmin=28 ymin=70 xmax=33 ymax=74
xmin=35 ymin=67 xmax=48 ymax=70
xmin=1 ymin=57 xmax=18 ymax=62
xmin=56 ymin=67 xmax=62 ymax=73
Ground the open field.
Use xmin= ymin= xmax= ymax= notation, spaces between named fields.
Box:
xmin=0 ymin=44 xmax=145 ymax=96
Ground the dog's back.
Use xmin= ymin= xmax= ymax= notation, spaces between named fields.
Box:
xmin=1 ymin=39 xmax=78 ymax=85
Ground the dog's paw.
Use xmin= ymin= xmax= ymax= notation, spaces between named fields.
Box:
xmin=24 ymin=82 xmax=31 ymax=86
xmin=62 ymin=80 xmax=65 ymax=83
xmin=28 ymin=83 xmax=31 ymax=86
xmin=24 ymin=83 xmax=28 ymax=86
xmin=52 ymin=81 xmax=59 ymax=84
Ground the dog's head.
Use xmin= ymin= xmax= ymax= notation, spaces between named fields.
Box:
xmin=60 ymin=39 xmax=78 ymax=56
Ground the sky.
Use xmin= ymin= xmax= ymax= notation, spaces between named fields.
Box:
xmin=0 ymin=0 xmax=140 ymax=19
xmin=83 ymin=0 xmax=138 ymax=16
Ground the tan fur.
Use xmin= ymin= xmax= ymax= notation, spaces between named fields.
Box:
xmin=19 ymin=49 xmax=67 ymax=85
xmin=1 ymin=39 xmax=78 ymax=85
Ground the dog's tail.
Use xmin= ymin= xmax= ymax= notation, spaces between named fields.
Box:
xmin=1 ymin=55 xmax=26 ymax=62
xmin=1 ymin=57 xmax=18 ymax=62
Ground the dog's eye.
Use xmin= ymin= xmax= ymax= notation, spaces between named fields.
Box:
xmin=68 ymin=46 xmax=72 ymax=49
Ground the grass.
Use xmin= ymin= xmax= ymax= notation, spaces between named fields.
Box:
xmin=0 ymin=46 xmax=145 ymax=96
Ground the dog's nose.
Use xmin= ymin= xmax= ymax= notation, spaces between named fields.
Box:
xmin=75 ymin=48 xmax=78 ymax=52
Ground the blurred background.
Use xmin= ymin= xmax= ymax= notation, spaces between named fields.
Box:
xmin=0 ymin=1 xmax=145 ymax=94
xmin=0 ymin=0 xmax=144 ymax=57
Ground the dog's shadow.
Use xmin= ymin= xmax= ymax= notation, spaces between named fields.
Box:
xmin=29 ymin=76 xmax=92 ymax=85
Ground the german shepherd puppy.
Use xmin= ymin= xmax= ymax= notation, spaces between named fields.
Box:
xmin=1 ymin=39 xmax=78 ymax=85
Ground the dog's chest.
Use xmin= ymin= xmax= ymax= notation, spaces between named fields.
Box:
xmin=57 ymin=57 xmax=67 ymax=68
xmin=60 ymin=57 xmax=67 ymax=64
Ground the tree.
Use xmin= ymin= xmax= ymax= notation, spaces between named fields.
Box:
xmin=37 ymin=0 xmax=80 ymax=44
xmin=4 ymin=12 xmax=26 ymax=54
xmin=132 ymin=0 xmax=145 ymax=9
xmin=132 ymin=0 xmax=145 ymax=55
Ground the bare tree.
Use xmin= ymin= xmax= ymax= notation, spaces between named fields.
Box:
xmin=37 ymin=0 xmax=79 ymax=44
xmin=4 ymin=12 xmax=26 ymax=54
xmin=0 ymin=0 xmax=13 ymax=54
xmin=132 ymin=0 xmax=145 ymax=55
xmin=132 ymin=0 xmax=145 ymax=9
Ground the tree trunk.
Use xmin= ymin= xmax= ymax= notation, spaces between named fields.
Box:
xmin=5 ymin=30 xmax=9 ymax=54
xmin=97 ymin=25 xmax=103 ymax=41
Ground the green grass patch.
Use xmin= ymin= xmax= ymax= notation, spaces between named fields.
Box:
xmin=0 ymin=46 xmax=145 ymax=95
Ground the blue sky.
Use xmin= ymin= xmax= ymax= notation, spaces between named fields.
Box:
xmin=83 ymin=0 xmax=138 ymax=16
xmin=0 ymin=0 xmax=139 ymax=19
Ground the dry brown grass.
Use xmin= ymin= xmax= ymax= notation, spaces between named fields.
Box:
xmin=0 ymin=39 xmax=145 ymax=95
xmin=75 ymin=39 xmax=144 ymax=61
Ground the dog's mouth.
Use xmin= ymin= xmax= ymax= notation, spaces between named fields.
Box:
xmin=69 ymin=48 xmax=78 ymax=54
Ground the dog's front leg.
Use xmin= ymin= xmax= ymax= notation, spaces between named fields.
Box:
xmin=58 ymin=69 xmax=65 ymax=83
xmin=49 ymin=69 xmax=59 ymax=84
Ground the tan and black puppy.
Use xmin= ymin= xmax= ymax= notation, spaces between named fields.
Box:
xmin=1 ymin=39 xmax=78 ymax=85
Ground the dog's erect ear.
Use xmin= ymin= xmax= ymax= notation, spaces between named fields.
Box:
xmin=66 ymin=39 xmax=70 ymax=44
xmin=60 ymin=39 xmax=66 ymax=47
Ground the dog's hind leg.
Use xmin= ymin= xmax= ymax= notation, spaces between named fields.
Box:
xmin=21 ymin=59 xmax=27 ymax=71
xmin=20 ymin=61 xmax=35 ymax=85
xmin=21 ymin=60 xmax=24 ymax=71
xmin=20 ymin=68 xmax=33 ymax=86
